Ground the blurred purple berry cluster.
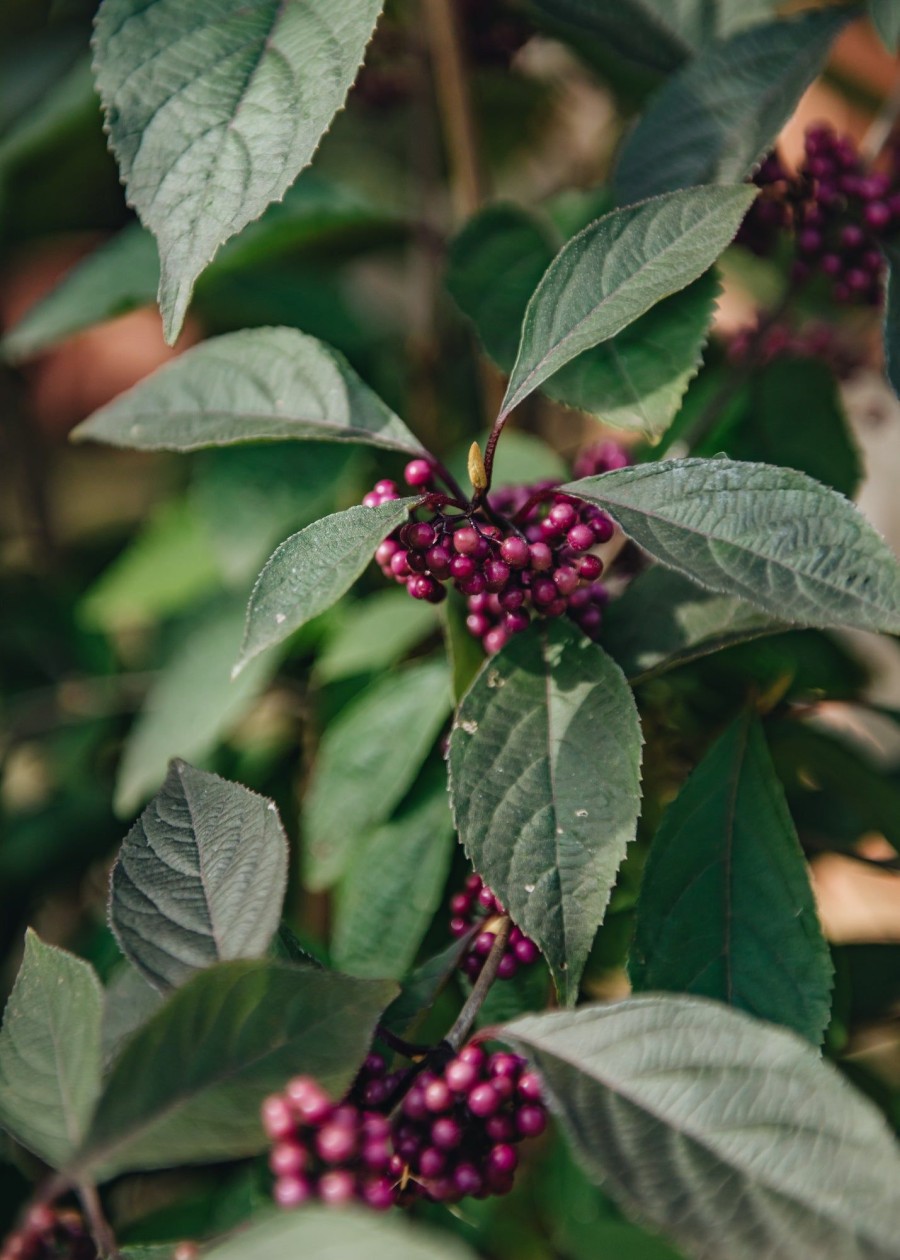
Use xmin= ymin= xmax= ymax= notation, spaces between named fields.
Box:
xmin=727 ymin=317 xmax=866 ymax=379
xmin=1 ymin=1208 xmax=95 ymax=1260
xmin=262 ymin=1046 xmax=547 ymax=1212
xmin=449 ymin=873 xmax=540 ymax=981
xmin=392 ymin=1046 xmax=547 ymax=1204
xmin=738 ymin=124 xmax=900 ymax=305
xmin=367 ymin=441 xmax=629 ymax=654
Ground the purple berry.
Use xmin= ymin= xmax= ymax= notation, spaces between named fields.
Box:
xmin=553 ymin=566 xmax=579 ymax=596
xmin=450 ymin=555 xmax=476 ymax=580
xmin=483 ymin=627 xmax=508 ymax=654
xmin=500 ymin=536 xmax=530 ymax=568
xmin=515 ymin=937 xmax=540 ymax=964
xmin=418 ymin=1146 xmax=447 ymax=1177
xmin=286 ymin=1077 xmax=332 ymax=1124
xmin=484 ymin=559 xmax=511 ymax=591
xmin=497 ymin=953 xmax=518 ymax=980
xmin=404 ymin=459 xmax=433 ymax=487
xmin=445 ymin=1058 xmax=479 ymax=1093
xmin=361 ymin=1176 xmax=396 ymax=1210
xmin=516 ymin=1104 xmax=547 ymax=1137
xmin=487 ymin=1144 xmax=518 ymax=1175
xmin=567 ymin=523 xmax=595 ymax=552
xmin=318 ymin=1170 xmax=356 ymax=1206
xmin=454 ymin=1163 xmax=484 ymax=1197
xmin=269 ymin=1142 xmax=307 ymax=1176
xmin=261 ymin=1095 xmax=295 ymax=1140
xmin=517 ymin=1072 xmax=543 ymax=1101
xmin=468 ymin=1083 xmax=501 ymax=1117
xmin=432 ymin=1116 xmax=463 ymax=1149
xmin=548 ymin=501 xmax=577 ymax=530
xmin=316 ymin=1120 xmax=357 ymax=1164
xmin=453 ymin=526 xmax=481 ymax=555
xmin=529 ymin=542 xmax=553 ymax=571
xmin=408 ymin=521 xmax=436 ymax=550
xmin=424 ymin=1080 xmax=453 ymax=1113
xmin=274 ymin=1175 xmax=312 ymax=1208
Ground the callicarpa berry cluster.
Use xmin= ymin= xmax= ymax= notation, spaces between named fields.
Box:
xmin=262 ymin=1047 xmax=547 ymax=1211
xmin=737 ymin=123 xmax=900 ymax=305
xmin=0 ymin=1207 xmax=95 ymax=1260
xmin=449 ymin=873 xmax=540 ymax=981
xmin=366 ymin=441 xmax=628 ymax=654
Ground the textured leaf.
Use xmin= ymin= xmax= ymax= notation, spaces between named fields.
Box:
xmin=447 ymin=620 xmax=642 ymax=1004
xmin=315 ymin=589 xmax=439 ymax=683
xmin=615 ymin=10 xmax=851 ymax=204
xmin=0 ymin=931 xmax=103 ymax=1168
xmin=203 ymin=1205 xmax=476 ymax=1260
xmin=563 ymin=458 xmax=900 ymax=634
xmin=73 ymin=327 xmax=422 ymax=454
xmin=528 ymin=0 xmax=777 ymax=74
xmin=2 ymin=224 xmax=159 ymax=362
xmin=602 ymin=567 xmax=784 ymax=683
xmin=870 ymin=0 xmax=900 ymax=50
xmin=93 ymin=0 xmax=384 ymax=341
xmin=448 ymin=203 xmax=719 ymax=437
xmin=110 ymin=761 xmax=289 ymax=992
xmin=500 ymin=186 xmax=754 ymax=418
xmin=73 ymin=961 xmax=395 ymax=1179
xmin=332 ymin=767 xmax=455 ymax=979
xmin=503 ymin=997 xmax=900 ymax=1260
xmin=115 ymin=599 xmax=279 ymax=816
xmin=629 ymin=713 xmax=833 ymax=1043
xmin=303 ymin=661 xmax=452 ymax=890
xmin=236 ymin=498 xmax=417 ymax=673
xmin=381 ymin=934 xmax=476 ymax=1036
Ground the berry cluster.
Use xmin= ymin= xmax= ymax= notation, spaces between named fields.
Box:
xmin=449 ymin=874 xmax=540 ymax=981
xmin=393 ymin=1046 xmax=547 ymax=1204
xmin=738 ymin=125 xmax=900 ymax=305
xmin=262 ymin=1066 xmax=397 ymax=1212
xmin=1 ymin=1208 xmax=95 ymax=1260
xmin=368 ymin=457 xmax=619 ymax=653
xmin=727 ymin=317 xmax=865 ymax=379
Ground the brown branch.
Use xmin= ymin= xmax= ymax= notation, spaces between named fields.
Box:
xmin=422 ymin=0 xmax=487 ymax=223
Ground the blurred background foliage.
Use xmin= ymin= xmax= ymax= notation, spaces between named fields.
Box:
xmin=3 ymin=0 xmax=900 ymax=1254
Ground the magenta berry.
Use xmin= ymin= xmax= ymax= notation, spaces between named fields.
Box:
xmin=404 ymin=458 xmax=433 ymax=487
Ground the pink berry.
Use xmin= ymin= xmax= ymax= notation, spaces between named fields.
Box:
xmin=468 ymin=1083 xmax=501 ymax=1116
xmin=318 ymin=1170 xmax=356 ymax=1205
xmin=445 ymin=1058 xmax=479 ymax=1093
xmin=404 ymin=459 xmax=433 ymax=487
xmin=261 ymin=1095 xmax=295 ymax=1139
xmin=361 ymin=1176 xmax=395 ymax=1210
xmin=453 ymin=526 xmax=481 ymax=555
xmin=274 ymin=1175 xmax=312 ymax=1208
xmin=529 ymin=542 xmax=553 ymax=571
xmin=516 ymin=1104 xmax=547 ymax=1137
xmin=500 ymin=536 xmax=530 ymax=568
xmin=269 ymin=1141 xmax=307 ymax=1176
xmin=567 ymin=523 xmax=594 ymax=552
xmin=483 ymin=627 xmax=508 ymax=654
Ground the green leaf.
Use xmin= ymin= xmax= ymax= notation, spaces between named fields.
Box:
xmin=870 ymin=0 xmax=900 ymax=50
xmin=602 ymin=567 xmax=785 ymax=683
xmin=448 ymin=203 xmax=719 ymax=437
xmin=442 ymin=592 xmax=487 ymax=705
xmin=93 ymin=0 xmax=384 ymax=341
xmin=303 ymin=661 xmax=452 ymax=890
xmin=110 ymin=761 xmax=289 ymax=992
xmin=0 ymin=931 xmax=103 ymax=1168
xmin=499 ymin=186 xmax=755 ymax=418
xmin=2 ymin=224 xmax=159 ymax=363
xmin=381 ymin=935 xmax=476 ymax=1036
xmin=615 ymin=10 xmax=851 ymax=204
xmin=72 ymin=961 xmax=395 ymax=1179
xmin=72 ymin=327 xmax=423 ymax=455
xmin=563 ymin=458 xmax=900 ymax=635
xmin=202 ymin=1205 xmax=477 ymax=1260
xmin=884 ymin=245 xmax=900 ymax=401
xmin=731 ymin=356 xmax=862 ymax=498
xmin=0 ymin=57 xmax=97 ymax=182
xmin=315 ymin=589 xmax=439 ymax=683
xmin=236 ymin=499 xmax=417 ymax=673
xmin=630 ymin=713 xmax=833 ymax=1044
xmin=79 ymin=499 xmax=223 ymax=631
xmin=504 ymin=996 xmax=900 ymax=1260
xmin=332 ymin=767 xmax=455 ymax=979
xmin=101 ymin=965 xmax=163 ymax=1067
xmin=115 ymin=599 xmax=279 ymax=816
xmin=447 ymin=620 xmax=642 ymax=1005
xmin=527 ymin=0 xmax=775 ymax=74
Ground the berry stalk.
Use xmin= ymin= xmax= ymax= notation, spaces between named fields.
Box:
xmin=446 ymin=915 xmax=511 ymax=1053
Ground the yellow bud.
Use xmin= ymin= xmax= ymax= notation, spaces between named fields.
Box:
xmin=468 ymin=441 xmax=488 ymax=492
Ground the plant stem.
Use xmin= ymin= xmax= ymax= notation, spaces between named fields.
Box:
xmin=422 ymin=0 xmax=486 ymax=223
xmin=77 ymin=1183 xmax=120 ymax=1260
xmin=445 ymin=916 xmax=511 ymax=1052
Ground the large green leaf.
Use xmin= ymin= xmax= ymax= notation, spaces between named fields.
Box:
xmin=528 ymin=0 xmax=778 ymax=74
xmin=115 ymin=599 xmax=279 ymax=816
xmin=629 ymin=713 xmax=833 ymax=1044
xmin=72 ymin=961 xmax=394 ymax=1180
xmin=303 ymin=661 xmax=452 ymax=890
xmin=72 ymin=327 xmax=422 ymax=454
xmin=101 ymin=965 xmax=163 ymax=1067
xmin=448 ymin=203 xmax=719 ymax=437
xmin=615 ymin=9 xmax=851 ymax=203
xmin=499 ymin=186 xmax=754 ymax=418
xmin=93 ymin=0 xmax=384 ymax=341
xmin=601 ymin=567 xmax=785 ymax=683
xmin=203 ymin=1206 xmax=476 ymax=1260
xmin=504 ymin=997 xmax=900 ymax=1260
xmin=870 ymin=0 xmax=900 ymax=50
xmin=110 ymin=761 xmax=289 ymax=992
xmin=563 ymin=459 xmax=900 ymax=634
xmin=0 ymin=931 xmax=103 ymax=1168
xmin=447 ymin=620 xmax=642 ymax=1005
xmin=314 ymin=589 xmax=439 ymax=683
xmin=332 ymin=767 xmax=455 ymax=979
xmin=235 ymin=498 xmax=417 ymax=673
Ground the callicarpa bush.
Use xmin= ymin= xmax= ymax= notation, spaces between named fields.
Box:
xmin=4 ymin=3 xmax=900 ymax=1260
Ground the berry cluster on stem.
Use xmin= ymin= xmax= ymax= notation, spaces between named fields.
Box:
xmin=1 ymin=1207 xmax=95 ymax=1260
xmin=449 ymin=874 xmax=540 ymax=981
xmin=737 ymin=124 xmax=900 ymax=305
xmin=367 ymin=441 xmax=629 ymax=654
